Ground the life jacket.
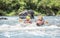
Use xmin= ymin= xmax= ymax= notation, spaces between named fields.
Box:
xmin=24 ymin=19 xmax=32 ymax=23
xmin=36 ymin=19 xmax=44 ymax=25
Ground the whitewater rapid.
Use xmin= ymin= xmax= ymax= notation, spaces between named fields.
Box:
xmin=0 ymin=23 xmax=60 ymax=38
xmin=0 ymin=16 xmax=60 ymax=38
xmin=0 ymin=22 xmax=59 ymax=31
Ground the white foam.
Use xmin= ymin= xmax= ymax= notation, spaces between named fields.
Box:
xmin=44 ymin=25 xmax=58 ymax=28
xmin=3 ymin=32 xmax=10 ymax=37
xmin=49 ymin=25 xmax=58 ymax=28
xmin=0 ymin=24 xmax=60 ymax=31
xmin=0 ymin=24 xmax=60 ymax=37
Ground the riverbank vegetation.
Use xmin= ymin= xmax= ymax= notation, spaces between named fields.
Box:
xmin=0 ymin=0 xmax=60 ymax=16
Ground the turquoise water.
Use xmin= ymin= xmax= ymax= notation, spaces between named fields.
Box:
xmin=0 ymin=16 xmax=60 ymax=38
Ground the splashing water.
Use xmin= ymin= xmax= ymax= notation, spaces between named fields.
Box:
xmin=0 ymin=16 xmax=60 ymax=38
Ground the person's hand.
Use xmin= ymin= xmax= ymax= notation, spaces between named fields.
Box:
xmin=45 ymin=21 xmax=48 ymax=24
xmin=19 ymin=19 xmax=22 ymax=22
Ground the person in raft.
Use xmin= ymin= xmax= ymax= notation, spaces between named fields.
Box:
xmin=24 ymin=15 xmax=32 ymax=24
xmin=36 ymin=15 xmax=48 ymax=26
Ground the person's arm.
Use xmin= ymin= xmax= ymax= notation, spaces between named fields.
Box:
xmin=19 ymin=18 xmax=23 ymax=22
xmin=44 ymin=21 xmax=48 ymax=24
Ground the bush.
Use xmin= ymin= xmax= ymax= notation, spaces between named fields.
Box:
xmin=56 ymin=11 xmax=60 ymax=16
xmin=6 ymin=11 xmax=15 ymax=16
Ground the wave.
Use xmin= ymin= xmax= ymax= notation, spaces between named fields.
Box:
xmin=0 ymin=24 xmax=60 ymax=38
xmin=0 ymin=23 xmax=60 ymax=31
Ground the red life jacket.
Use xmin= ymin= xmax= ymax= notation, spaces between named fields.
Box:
xmin=36 ymin=19 xmax=44 ymax=25
xmin=24 ymin=19 xmax=32 ymax=23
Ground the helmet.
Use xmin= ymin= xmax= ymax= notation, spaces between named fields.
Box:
xmin=26 ymin=16 xmax=30 ymax=20
xmin=38 ymin=15 xmax=43 ymax=20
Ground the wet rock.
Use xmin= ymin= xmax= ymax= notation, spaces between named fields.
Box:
xmin=0 ymin=17 xmax=7 ymax=20
xmin=19 ymin=10 xmax=34 ymax=19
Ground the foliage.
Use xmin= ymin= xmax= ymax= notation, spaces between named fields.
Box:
xmin=0 ymin=0 xmax=60 ymax=16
